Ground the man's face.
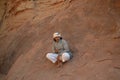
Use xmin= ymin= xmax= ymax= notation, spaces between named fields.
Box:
xmin=54 ymin=37 xmax=60 ymax=42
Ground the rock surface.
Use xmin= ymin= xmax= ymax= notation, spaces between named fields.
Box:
xmin=0 ymin=0 xmax=120 ymax=80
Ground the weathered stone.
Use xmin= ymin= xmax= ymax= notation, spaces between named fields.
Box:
xmin=0 ymin=0 xmax=120 ymax=80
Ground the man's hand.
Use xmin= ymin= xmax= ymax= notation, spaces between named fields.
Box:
xmin=55 ymin=49 xmax=59 ymax=53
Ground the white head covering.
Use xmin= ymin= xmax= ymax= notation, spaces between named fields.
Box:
xmin=53 ymin=32 xmax=61 ymax=38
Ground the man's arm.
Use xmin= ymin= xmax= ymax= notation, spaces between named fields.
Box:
xmin=52 ymin=42 xmax=59 ymax=53
xmin=63 ymin=40 xmax=70 ymax=52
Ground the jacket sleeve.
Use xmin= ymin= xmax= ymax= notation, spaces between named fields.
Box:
xmin=52 ymin=42 xmax=55 ymax=52
xmin=63 ymin=40 xmax=70 ymax=52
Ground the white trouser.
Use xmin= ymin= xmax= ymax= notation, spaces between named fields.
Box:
xmin=46 ymin=52 xmax=70 ymax=63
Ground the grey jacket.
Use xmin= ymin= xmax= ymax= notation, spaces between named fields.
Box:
xmin=52 ymin=39 xmax=73 ymax=58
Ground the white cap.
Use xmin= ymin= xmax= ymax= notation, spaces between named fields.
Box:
xmin=53 ymin=32 xmax=61 ymax=38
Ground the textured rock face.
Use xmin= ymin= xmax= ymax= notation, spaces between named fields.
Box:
xmin=0 ymin=0 xmax=72 ymax=74
xmin=0 ymin=0 xmax=120 ymax=80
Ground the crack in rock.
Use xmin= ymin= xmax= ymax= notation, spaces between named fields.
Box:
xmin=96 ymin=59 xmax=112 ymax=62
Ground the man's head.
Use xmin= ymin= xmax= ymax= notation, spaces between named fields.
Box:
xmin=53 ymin=32 xmax=62 ymax=42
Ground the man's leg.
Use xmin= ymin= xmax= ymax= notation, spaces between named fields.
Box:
xmin=61 ymin=52 xmax=70 ymax=62
xmin=46 ymin=53 xmax=58 ymax=63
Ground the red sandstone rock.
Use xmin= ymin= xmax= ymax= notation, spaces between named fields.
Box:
xmin=0 ymin=0 xmax=120 ymax=80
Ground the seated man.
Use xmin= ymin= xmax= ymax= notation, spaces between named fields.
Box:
xmin=46 ymin=32 xmax=73 ymax=67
